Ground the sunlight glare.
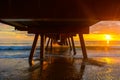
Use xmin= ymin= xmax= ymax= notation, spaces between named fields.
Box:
xmin=105 ymin=34 xmax=111 ymax=40
xmin=105 ymin=34 xmax=112 ymax=44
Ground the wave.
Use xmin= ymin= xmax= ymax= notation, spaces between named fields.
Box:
xmin=0 ymin=46 xmax=40 ymax=50
xmin=0 ymin=54 xmax=29 ymax=58
xmin=0 ymin=45 xmax=120 ymax=50
xmin=0 ymin=49 xmax=40 ymax=58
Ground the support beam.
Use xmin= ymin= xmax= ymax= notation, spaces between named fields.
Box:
xmin=68 ymin=37 xmax=72 ymax=51
xmin=45 ymin=38 xmax=50 ymax=51
xmin=50 ymin=38 xmax=53 ymax=50
xmin=29 ymin=34 xmax=39 ymax=66
xmin=65 ymin=38 xmax=68 ymax=46
xmin=71 ymin=36 xmax=76 ymax=55
xmin=79 ymin=34 xmax=88 ymax=59
xmin=40 ymin=33 xmax=45 ymax=60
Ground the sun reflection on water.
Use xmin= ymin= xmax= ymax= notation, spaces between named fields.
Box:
xmin=99 ymin=57 xmax=117 ymax=64
xmin=103 ymin=58 xmax=112 ymax=64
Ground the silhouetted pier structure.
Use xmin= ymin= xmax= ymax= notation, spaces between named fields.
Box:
xmin=1 ymin=19 xmax=88 ymax=66
xmin=0 ymin=0 xmax=120 ymax=66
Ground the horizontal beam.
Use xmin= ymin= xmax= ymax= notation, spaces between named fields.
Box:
xmin=28 ymin=26 xmax=89 ymax=34
xmin=0 ymin=19 xmax=92 ymax=33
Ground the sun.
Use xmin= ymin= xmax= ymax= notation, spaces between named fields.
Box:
xmin=105 ymin=34 xmax=112 ymax=44
xmin=105 ymin=34 xmax=111 ymax=40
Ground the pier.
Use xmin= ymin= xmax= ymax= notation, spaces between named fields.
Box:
xmin=0 ymin=0 xmax=120 ymax=66
xmin=0 ymin=19 xmax=89 ymax=66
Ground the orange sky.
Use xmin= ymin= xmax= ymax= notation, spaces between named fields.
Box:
xmin=0 ymin=21 xmax=120 ymax=43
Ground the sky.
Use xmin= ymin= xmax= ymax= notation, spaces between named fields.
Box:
xmin=0 ymin=21 xmax=120 ymax=44
xmin=0 ymin=23 xmax=34 ymax=43
xmin=75 ymin=21 xmax=120 ymax=41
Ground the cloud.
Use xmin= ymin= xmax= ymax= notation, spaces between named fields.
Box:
xmin=0 ymin=23 xmax=14 ymax=31
xmin=90 ymin=21 xmax=120 ymax=34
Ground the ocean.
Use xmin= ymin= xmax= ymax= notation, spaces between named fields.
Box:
xmin=0 ymin=41 xmax=120 ymax=59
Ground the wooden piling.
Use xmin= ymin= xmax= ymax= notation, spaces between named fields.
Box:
xmin=29 ymin=34 xmax=39 ymax=66
xmin=68 ymin=37 xmax=72 ymax=51
xmin=45 ymin=38 xmax=50 ymax=50
xmin=79 ymin=34 xmax=88 ymax=59
xmin=40 ymin=33 xmax=45 ymax=60
xmin=50 ymin=38 xmax=53 ymax=50
xmin=65 ymin=38 xmax=68 ymax=46
xmin=71 ymin=36 xmax=76 ymax=55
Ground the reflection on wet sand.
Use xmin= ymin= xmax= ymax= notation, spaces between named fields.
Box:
xmin=28 ymin=48 xmax=106 ymax=80
xmin=1 ymin=47 xmax=120 ymax=79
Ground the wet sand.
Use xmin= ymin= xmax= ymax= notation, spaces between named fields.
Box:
xmin=0 ymin=49 xmax=120 ymax=80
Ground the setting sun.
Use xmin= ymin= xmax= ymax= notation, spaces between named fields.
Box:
xmin=105 ymin=34 xmax=111 ymax=40
xmin=105 ymin=34 xmax=112 ymax=44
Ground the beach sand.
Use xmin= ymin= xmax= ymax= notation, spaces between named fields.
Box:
xmin=0 ymin=58 xmax=29 ymax=80
xmin=0 ymin=56 xmax=120 ymax=80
